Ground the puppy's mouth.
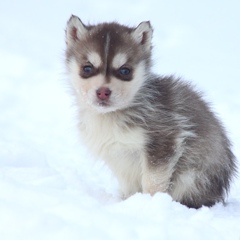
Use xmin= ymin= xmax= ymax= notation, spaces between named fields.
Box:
xmin=94 ymin=98 xmax=113 ymax=107
xmin=92 ymin=99 xmax=118 ymax=113
xmin=97 ymin=100 xmax=110 ymax=107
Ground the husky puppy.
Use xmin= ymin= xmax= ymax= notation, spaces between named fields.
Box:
xmin=65 ymin=15 xmax=237 ymax=208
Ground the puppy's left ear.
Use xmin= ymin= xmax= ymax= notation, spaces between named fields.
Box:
xmin=65 ymin=15 xmax=88 ymax=45
xmin=131 ymin=21 xmax=153 ymax=51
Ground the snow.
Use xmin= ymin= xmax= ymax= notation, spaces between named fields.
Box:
xmin=1 ymin=0 xmax=240 ymax=239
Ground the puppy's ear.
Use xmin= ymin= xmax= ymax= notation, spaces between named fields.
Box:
xmin=65 ymin=15 xmax=88 ymax=45
xmin=131 ymin=21 xmax=153 ymax=51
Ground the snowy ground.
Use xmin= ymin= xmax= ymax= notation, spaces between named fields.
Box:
xmin=1 ymin=1 xmax=240 ymax=239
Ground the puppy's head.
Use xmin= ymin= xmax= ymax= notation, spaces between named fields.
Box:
xmin=65 ymin=15 xmax=153 ymax=113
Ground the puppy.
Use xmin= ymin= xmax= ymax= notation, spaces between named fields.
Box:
xmin=65 ymin=15 xmax=237 ymax=208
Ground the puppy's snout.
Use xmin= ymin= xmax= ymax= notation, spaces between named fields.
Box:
xmin=96 ymin=87 xmax=112 ymax=100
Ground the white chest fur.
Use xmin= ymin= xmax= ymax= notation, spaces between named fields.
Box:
xmin=79 ymin=110 xmax=147 ymax=197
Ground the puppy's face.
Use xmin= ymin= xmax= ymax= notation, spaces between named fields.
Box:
xmin=65 ymin=16 xmax=153 ymax=113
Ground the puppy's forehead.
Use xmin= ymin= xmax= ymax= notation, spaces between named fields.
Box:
xmin=83 ymin=24 xmax=136 ymax=69
xmin=92 ymin=25 xmax=131 ymax=48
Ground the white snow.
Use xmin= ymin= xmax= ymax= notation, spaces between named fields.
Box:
xmin=1 ymin=1 xmax=240 ymax=239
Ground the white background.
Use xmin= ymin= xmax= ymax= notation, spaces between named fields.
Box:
xmin=0 ymin=1 xmax=240 ymax=239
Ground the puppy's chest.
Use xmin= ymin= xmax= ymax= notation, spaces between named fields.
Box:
xmin=79 ymin=113 xmax=147 ymax=163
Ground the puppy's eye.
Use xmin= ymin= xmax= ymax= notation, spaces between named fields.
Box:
xmin=83 ymin=65 xmax=93 ymax=74
xmin=80 ymin=64 xmax=95 ymax=78
xmin=115 ymin=66 xmax=133 ymax=81
xmin=119 ymin=67 xmax=131 ymax=76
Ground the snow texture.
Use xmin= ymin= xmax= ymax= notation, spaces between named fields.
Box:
xmin=0 ymin=1 xmax=240 ymax=239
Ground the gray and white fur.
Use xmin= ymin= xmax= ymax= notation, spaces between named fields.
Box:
xmin=65 ymin=15 xmax=237 ymax=208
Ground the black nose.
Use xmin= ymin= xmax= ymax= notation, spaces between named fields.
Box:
xmin=96 ymin=87 xmax=112 ymax=100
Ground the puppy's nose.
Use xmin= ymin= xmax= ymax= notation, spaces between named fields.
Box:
xmin=96 ymin=87 xmax=112 ymax=100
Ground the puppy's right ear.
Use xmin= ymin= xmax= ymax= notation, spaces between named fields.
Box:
xmin=65 ymin=15 xmax=87 ymax=45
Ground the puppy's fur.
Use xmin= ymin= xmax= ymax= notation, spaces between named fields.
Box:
xmin=65 ymin=15 xmax=237 ymax=208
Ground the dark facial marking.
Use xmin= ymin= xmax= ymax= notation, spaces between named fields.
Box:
xmin=74 ymin=23 xmax=140 ymax=82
